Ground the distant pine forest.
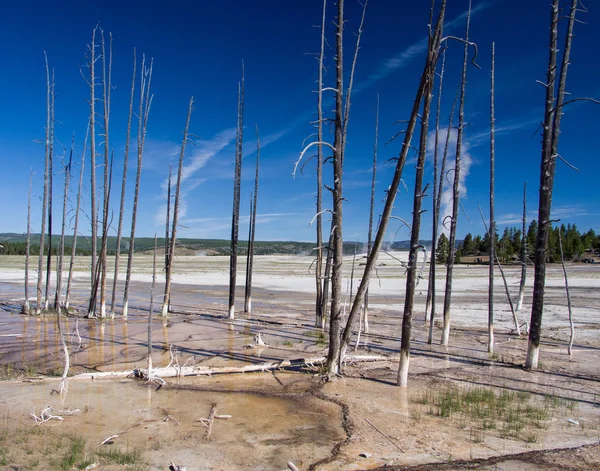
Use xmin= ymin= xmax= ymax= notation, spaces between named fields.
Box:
xmin=1 ymin=221 xmax=598 ymax=261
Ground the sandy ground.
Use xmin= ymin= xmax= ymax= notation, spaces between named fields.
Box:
xmin=0 ymin=253 xmax=599 ymax=470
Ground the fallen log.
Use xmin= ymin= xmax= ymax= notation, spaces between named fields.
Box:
xmin=70 ymin=354 xmax=387 ymax=380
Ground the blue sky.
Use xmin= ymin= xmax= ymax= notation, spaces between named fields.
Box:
xmin=0 ymin=0 xmax=599 ymax=243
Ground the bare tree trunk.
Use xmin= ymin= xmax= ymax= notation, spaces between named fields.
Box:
xmin=558 ymin=229 xmax=574 ymax=355
xmin=24 ymin=170 xmax=33 ymax=314
xmin=37 ymin=53 xmax=51 ymax=314
xmin=364 ymin=94 xmax=379 ymax=335
xmin=148 ymin=235 xmax=157 ymax=377
xmin=425 ymin=50 xmax=445 ymax=327
xmin=56 ymin=304 xmax=70 ymax=395
xmin=526 ymin=0 xmax=577 ymax=369
xmin=65 ymin=128 xmax=88 ymax=310
xmin=441 ymin=2 xmax=472 ymax=347
xmin=123 ymin=55 xmax=153 ymax=318
xmin=315 ymin=0 xmax=326 ymax=329
xmin=165 ymin=163 xmax=172 ymax=272
xmin=339 ymin=19 xmax=433 ymax=363
xmin=55 ymin=137 xmax=73 ymax=314
xmin=164 ymin=163 xmax=172 ymax=312
xmin=97 ymin=152 xmax=113 ymax=319
xmin=428 ymin=81 xmax=457 ymax=345
xmin=326 ymin=0 xmax=345 ymax=376
xmin=479 ymin=206 xmax=520 ymax=335
xmin=516 ymin=182 xmax=527 ymax=312
xmin=89 ymin=26 xmax=98 ymax=299
xmin=398 ymin=3 xmax=445 ymax=387
xmin=244 ymin=125 xmax=260 ymax=314
xmin=228 ymin=66 xmax=244 ymax=320
xmin=162 ymin=97 xmax=193 ymax=316
xmin=110 ymin=49 xmax=136 ymax=318
xmin=99 ymin=30 xmax=112 ymax=319
xmin=44 ymin=71 xmax=55 ymax=311
xmin=488 ymin=42 xmax=496 ymax=354
xmin=321 ymin=233 xmax=333 ymax=329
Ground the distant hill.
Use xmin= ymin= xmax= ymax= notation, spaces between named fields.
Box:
xmin=0 ymin=232 xmax=434 ymax=256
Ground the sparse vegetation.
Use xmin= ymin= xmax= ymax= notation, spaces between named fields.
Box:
xmin=412 ymin=386 xmax=580 ymax=443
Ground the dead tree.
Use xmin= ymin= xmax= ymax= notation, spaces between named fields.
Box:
xmin=424 ymin=50 xmax=445 ymax=328
xmin=441 ymin=2 xmax=472 ymax=347
xmin=65 ymin=127 xmax=88 ymax=310
xmin=479 ymin=206 xmax=520 ymax=335
xmin=363 ymin=94 xmax=379 ymax=335
xmin=526 ymin=0 xmax=578 ymax=369
xmin=55 ymin=137 xmax=74 ymax=314
xmin=314 ymin=0 xmax=327 ymax=329
xmin=397 ymin=0 xmax=446 ymax=387
xmin=326 ymin=0 xmax=346 ymax=376
xmin=228 ymin=67 xmax=244 ymax=320
xmin=488 ymin=42 xmax=496 ymax=354
xmin=23 ymin=170 xmax=34 ymax=314
xmin=427 ymin=81 xmax=457 ymax=345
xmin=295 ymin=0 xmax=368 ymax=373
xmin=44 ymin=70 xmax=56 ymax=311
xmin=516 ymin=182 xmax=527 ymax=313
xmin=148 ymin=235 xmax=157 ymax=377
xmin=123 ymin=55 xmax=153 ymax=318
xmin=36 ymin=53 xmax=51 ymax=314
xmin=339 ymin=6 xmax=436 ymax=364
xmin=110 ymin=49 xmax=136 ymax=318
xmin=558 ymin=229 xmax=574 ymax=355
xmin=244 ymin=125 xmax=260 ymax=314
xmin=98 ymin=30 xmax=112 ymax=319
xmin=88 ymin=26 xmax=99 ymax=296
xmin=162 ymin=97 xmax=193 ymax=316
xmin=165 ymin=163 xmax=172 ymax=278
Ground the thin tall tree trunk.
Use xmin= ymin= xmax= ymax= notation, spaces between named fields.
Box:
xmin=56 ymin=298 xmax=70 ymax=395
xmin=37 ymin=53 xmax=51 ymax=314
xmin=398 ymin=3 xmax=445 ymax=387
xmin=479 ymin=206 xmax=520 ymax=335
xmin=123 ymin=55 xmax=153 ymax=318
xmin=326 ymin=0 xmax=345 ymax=376
xmin=321 ymin=233 xmax=333 ymax=329
xmin=162 ymin=97 xmax=193 ymax=316
xmin=315 ymin=0 xmax=326 ymax=329
xmin=339 ymin=18 xmax=434 ymax=363
xmin=165 ymin=164 xmax=172 ymax=274
xmin=364 ymin=94 xmax=379 ymax=335
xmin=428 ymin=82 xmax=457 ymax=345
xmin=65 ymin=127 xmax=88 ymax=310
xmin=24 ymin=171 xmax=33 ymax=314
xmin=45 ymin=71 xmax=55 ymax=310
xmin=55 ymin=137 xmax=74 ymax=314
xmin=99 ymin=30 xmax=112 ymax=319
xmin=228 ymin=66 xmax=244 ymax=320
xmin=89 ymin=26 xmax=98 ymax=298
xmin=244 ymin=125 xmax=260 ymax=314
xmin=441 ymin=2 xmax=472 ymax=347
xmin=488 ymin=42 xmax=496 ymax=354
xmin=558 ymin=229 xmax=574 ymax=355
xmin=526 ymin=0 xmax=577 ymax=369
xmin=110 ymin=49 xmax=136 ymax=318
xmin=516 ymin=182 xmax=527 ymax=312
xmin=148 ymin=235 xmax=157 ymax=377
xmin=425 ymin=50 xmax=445 ymax=327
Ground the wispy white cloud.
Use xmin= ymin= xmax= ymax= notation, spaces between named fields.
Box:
xmin=355 ymin=1 xmax=496 ymax=93
xmin=179 ymin=212 xmax=299 ymax=238
xmin=495 ymin=206 xmax=595 ymax=226
xmin=468 ymin=116 xmax=539 ymax=148
xmin=426 ymin=127 xmax=473 ymax=236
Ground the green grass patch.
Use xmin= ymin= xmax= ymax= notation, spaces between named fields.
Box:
xmin=412 ymin=386 xmax=578 ymax=444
